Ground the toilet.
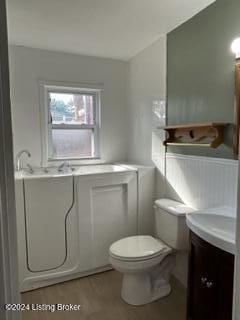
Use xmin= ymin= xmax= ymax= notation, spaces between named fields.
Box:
xmin=109 ymin=198 xmax=193 ymax=305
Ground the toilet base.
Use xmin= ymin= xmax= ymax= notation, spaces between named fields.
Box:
xmin=121 ymin=274 xmax=171 ymax=305
xmin=121 ymin=255 xmax=175 ymax=306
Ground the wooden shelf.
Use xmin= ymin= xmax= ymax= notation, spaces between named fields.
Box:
xmin=166 ymin=142 xmax=212 ymax=147
xmin=162 ymin=122 xmax=228 ymax=148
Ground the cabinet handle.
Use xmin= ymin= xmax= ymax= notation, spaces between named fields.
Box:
xmin=201 ymin=277 xmax=213 ymax=288
xmin=206 ymin=281 xmax=213 ymax=289
xmin=201 ymin=277 xmax=207 ymax=284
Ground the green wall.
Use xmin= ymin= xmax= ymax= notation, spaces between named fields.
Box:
xmin=167 ymin=0 xmax=240 ymax=159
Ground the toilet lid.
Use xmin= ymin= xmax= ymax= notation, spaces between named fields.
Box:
xmin=109 ymin=235 xmax=169 ymax=260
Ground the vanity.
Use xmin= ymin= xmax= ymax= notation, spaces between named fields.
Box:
xmin=186 ymin=207 xmax=236 ymax=320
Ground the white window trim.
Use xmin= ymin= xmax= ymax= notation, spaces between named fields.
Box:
xmin=39 ymin=80 xmax=103 ymax=167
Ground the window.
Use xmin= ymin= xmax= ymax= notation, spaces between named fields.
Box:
xmin=41 ymin=83 xmax=101 ymax=162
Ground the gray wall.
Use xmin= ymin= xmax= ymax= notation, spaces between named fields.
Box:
xmin=167 ymin=0 xmax=240 ymax=159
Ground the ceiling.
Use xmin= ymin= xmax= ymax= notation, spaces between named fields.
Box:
xmin=7 ymin=0 xmax=215 ymax=61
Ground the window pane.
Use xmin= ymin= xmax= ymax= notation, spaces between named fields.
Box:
xmin=49 ymin=92 xmax=94 ymax=125
xmin=51 ymin=129 xmax=93 ymax=158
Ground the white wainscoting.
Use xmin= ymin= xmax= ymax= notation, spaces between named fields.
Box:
xmin=165 ymin=153 xmax=238 ymax=212
xmin=165 ymin=153 xmax=238 ymax=287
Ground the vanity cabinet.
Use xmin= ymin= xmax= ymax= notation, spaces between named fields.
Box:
xmin=187 ymin=232 xmax=234 ymax=320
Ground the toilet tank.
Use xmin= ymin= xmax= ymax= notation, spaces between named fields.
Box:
xmin=154 ymin=199 xmax=194 ymax=250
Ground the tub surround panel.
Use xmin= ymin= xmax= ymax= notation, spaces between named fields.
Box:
xmin=118 ymin=164 xmax=156 ymax=236
xmin=137 ymin=166 xmax=155 ymax=236
xmin=75 ymin=172 xmax=138 ymax=272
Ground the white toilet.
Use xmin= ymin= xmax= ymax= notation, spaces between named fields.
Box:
xmin=109 ymin=198 xmax=193 ymax=305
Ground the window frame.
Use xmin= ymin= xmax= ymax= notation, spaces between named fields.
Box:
xmin=39 ymin=81 xmax=102 ymax=166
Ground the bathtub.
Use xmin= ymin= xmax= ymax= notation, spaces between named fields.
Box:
xmin=15 ymin=163 xmax=136 ymax=179
xmin=15 ymin=164 xmax=139 ymax=291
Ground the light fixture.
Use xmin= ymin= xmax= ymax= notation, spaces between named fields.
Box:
xmin=231 ymin=38 xmax=240 ymax=59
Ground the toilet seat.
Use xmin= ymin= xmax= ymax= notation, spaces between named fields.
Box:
xmin=109 ymin=235 xmax=171 ymax=262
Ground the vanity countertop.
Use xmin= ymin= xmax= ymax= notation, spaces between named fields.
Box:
xmin=186 ymin=206 xmax=236 ymax=255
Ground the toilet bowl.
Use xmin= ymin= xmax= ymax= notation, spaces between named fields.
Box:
xmin=109 ymin=235 xmax=175 ymax=305
xmin=109 ymin=199 xmax=194 ymax=305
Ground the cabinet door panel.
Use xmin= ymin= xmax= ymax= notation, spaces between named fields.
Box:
xmin=188 ymin=232 xmax=234 ymax=320
xmin=188 ymin=240 xmax=217 ymax=320
xmin=216 ymin=256 xmax=234 ymax=320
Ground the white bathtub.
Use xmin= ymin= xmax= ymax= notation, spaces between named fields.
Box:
xmin=15 ymin=164 xmax=136 ymax=179
xmin=15 ymin=164 xmax=139 ymax=291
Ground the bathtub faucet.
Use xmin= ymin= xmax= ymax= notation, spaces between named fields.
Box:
xmin=15 ymin=149 xmax=31 ymax=171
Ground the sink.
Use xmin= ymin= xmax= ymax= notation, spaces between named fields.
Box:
xmin=186 ymin=206 xmax=236 ymax=254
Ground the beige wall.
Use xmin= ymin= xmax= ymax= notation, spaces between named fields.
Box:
xmin=127 ymin=37 xmax=167 ymax=199
xmin=9 ymin=46 xmax=128 ymax=166
xmin=127 ymin=38 xmax=166 ymax=164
